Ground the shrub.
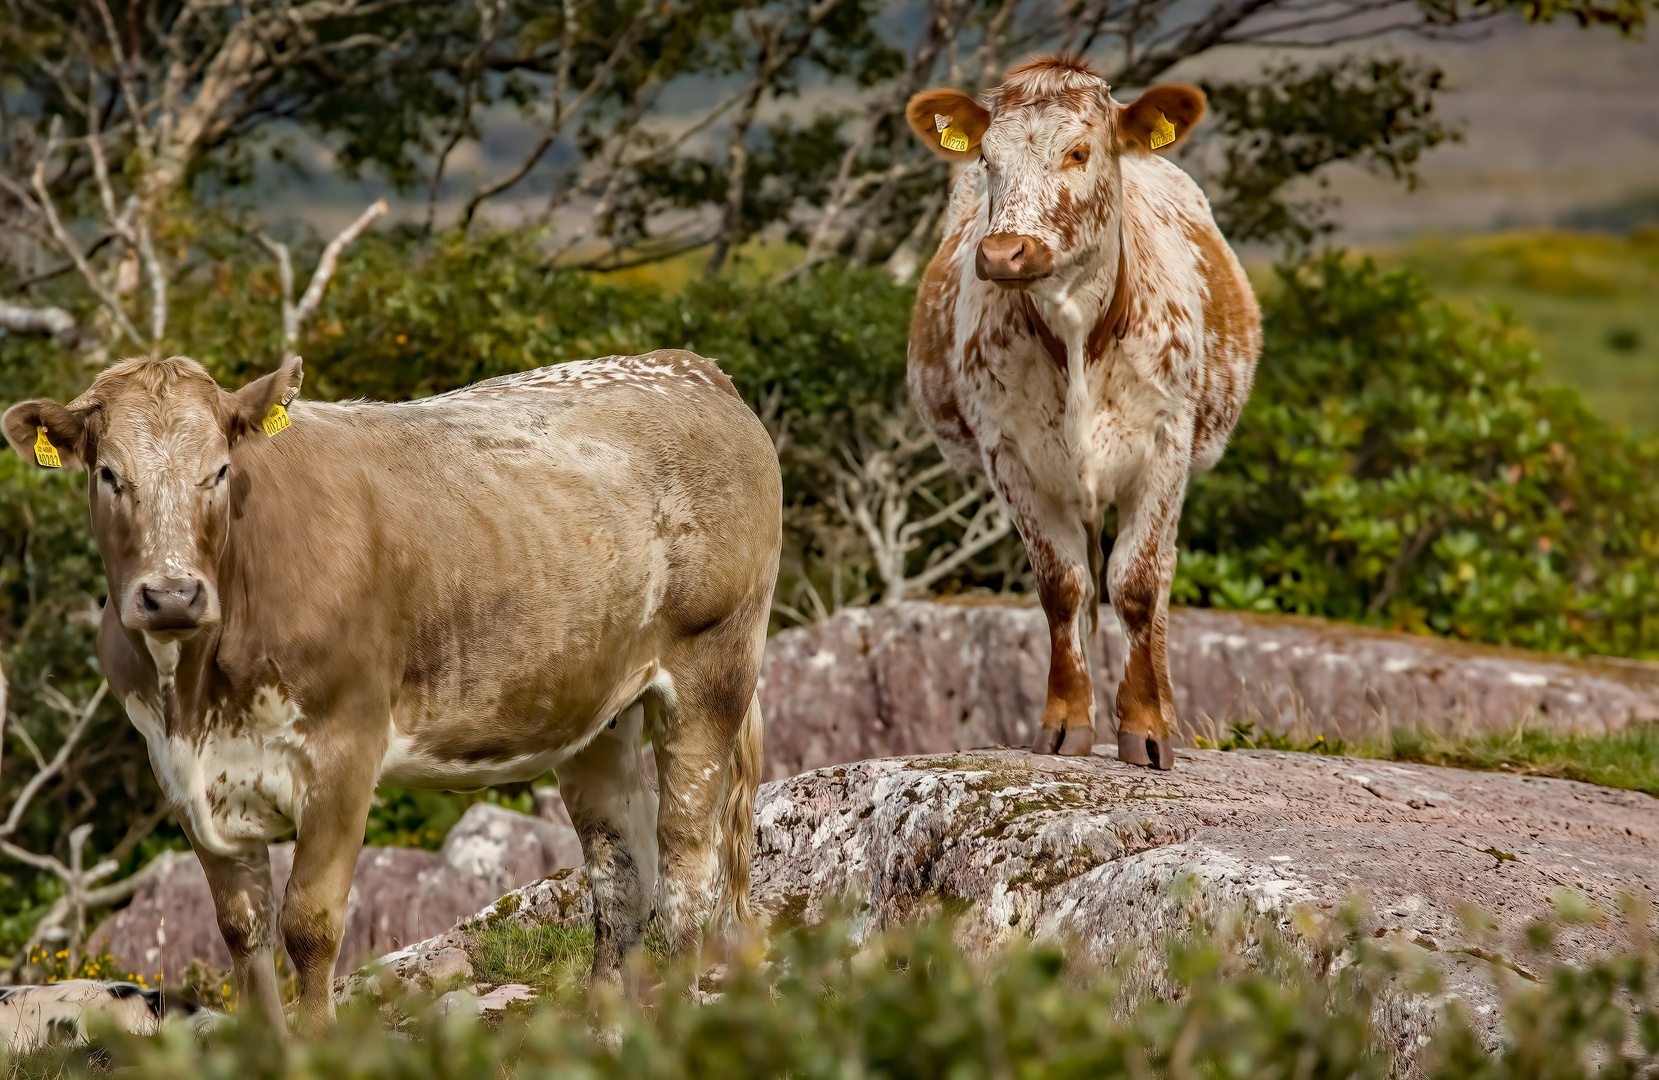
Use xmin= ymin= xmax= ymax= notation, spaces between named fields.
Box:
xmin=1177 ymin=252 xmax=1659 ymax=657
xmin=88 ymin=900 xmax=1659 ymax=1080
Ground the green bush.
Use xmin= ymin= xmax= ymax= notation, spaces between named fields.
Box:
xmin=1177 ymin=252 xmax=1659 ymax=657
xmin=79 ymin=900 xmax=1659 ymax=1080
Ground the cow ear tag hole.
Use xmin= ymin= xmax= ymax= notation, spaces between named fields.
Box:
xmin=1149 ymin=112 xmax=1176 ymax=150
xmin=34 ymin=427 xmax=61 ymax=468
xmin=263 ymin=403 xmax=291 ymax=437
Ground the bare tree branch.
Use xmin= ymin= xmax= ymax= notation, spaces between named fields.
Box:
xmin=0 ymin=299 xmax=78 ymax=340
xmin=260 ymin=198 xmax=387 ymax=361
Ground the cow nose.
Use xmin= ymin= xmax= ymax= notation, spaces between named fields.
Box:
xmin=136 ymin=577 xmax=207 ymax=631
xmin=976 ymin=233 xmax=1055 ymax=282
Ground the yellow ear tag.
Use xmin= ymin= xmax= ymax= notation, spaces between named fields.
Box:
xmin=262 ymin=403 xmax=291 ymax=438
xmin=934 ymin=112 xmax=970 ymax=153
xmin=33 ymin=427 xmax=61 ymax=468
xmin=1149 ymin=112 xmax=1177 ymax=150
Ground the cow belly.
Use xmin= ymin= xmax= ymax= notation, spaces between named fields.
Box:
xmin=377 ymin=659 xmax=669 ymax=789
xmin=125 ymin=690 xmax=308 ymax=857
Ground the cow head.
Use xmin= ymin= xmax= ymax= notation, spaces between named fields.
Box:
xmin=907 ymin=56 xmax=1203 ymax=298
xmin=3 ymin=356 xmax=302 ymax=640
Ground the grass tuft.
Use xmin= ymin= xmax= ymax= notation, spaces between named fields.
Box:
xmin=468 ymin=920 xmax=594 ymax=1001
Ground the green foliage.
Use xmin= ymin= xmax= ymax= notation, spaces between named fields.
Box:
xmin=364 ymin=785 xmax=542 ymax=851
xmin=1177 ymin=251 xmax=1659 ymax=658
xmin=1373 ymin=229 xmax=1659 ymax=430
xmin=79 ymin=902 xmax=1659 ymax=1079
xmin=19 ymin=942 xmax=141 ymax=985
xmin=1193 ymin=720 xmax=1347 ymax=755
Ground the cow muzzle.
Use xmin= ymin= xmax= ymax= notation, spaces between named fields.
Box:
xmin=127 ymin=576 xmax=210 ymax=633
xmin=976 ymin=233 xmax=1055 ymax=283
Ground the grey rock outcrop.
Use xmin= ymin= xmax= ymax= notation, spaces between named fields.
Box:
xmin=91 ymin=802 xmax=582 ymax=979
xmin=758 ymin=601 xmax=1659 ymax=779
xmin=393 ymin=745 xmax=1657 ymax=1058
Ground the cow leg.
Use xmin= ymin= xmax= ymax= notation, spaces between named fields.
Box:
xmin=281 ymin=759 xmax=376 ymax=1035
xmin=557 ymin=701 xmax=659 ymax=994
xmin=1107 ymin=443 xmax=1188 ymax=771
xmin=192 ymin=836 xmax=285 ymax=1030
xmin=650 ymin=641 xmax=761 ymax=957
xmin=989 ymin=448 xmax=1096 ymax=756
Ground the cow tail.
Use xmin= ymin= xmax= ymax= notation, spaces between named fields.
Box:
xmin=719 ymin=691 xmax=764 ymax=927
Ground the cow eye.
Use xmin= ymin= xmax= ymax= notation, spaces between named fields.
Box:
xmin=1066 ymin=146 xmax=1090 ymax=167
xmin=217 ymin=464 xmax=230 ymax=484
xmin=98 ymin=466 xmax=118 ymax=489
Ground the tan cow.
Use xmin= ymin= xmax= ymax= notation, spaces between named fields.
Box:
xmin=905 ymin=56 xmax=1261 ymax=768
xmin=3 ymin=351 xmax=781 ymax=1033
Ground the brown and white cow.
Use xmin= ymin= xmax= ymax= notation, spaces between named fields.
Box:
xmin=905 ymin=56 xmax=1261 ymax=768
xmin=3 ymin=351 xmax=781 ymax=1033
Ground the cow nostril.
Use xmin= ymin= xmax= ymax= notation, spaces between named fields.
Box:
xmin=142 ymin=587 xmax=161 ymax=611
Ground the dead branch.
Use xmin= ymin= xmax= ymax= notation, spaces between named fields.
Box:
xmin=0 ymin=300 xmax=78 ymax=340
xmin=261 ymin=198 xmax=388 ymax=360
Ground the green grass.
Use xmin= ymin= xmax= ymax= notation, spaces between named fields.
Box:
xmin=468 ymin=920 xmax=596 ymax=1001
xmin=1196 ymin=719 xmax=1659 ymax=798
xmin=1384 ymin=723 xmax=1659 ymax=796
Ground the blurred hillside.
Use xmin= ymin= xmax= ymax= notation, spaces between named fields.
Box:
xmin=1365 ymin=231 xmax=1659 ymax=431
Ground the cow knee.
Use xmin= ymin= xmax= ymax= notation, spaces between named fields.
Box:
xmin=280 ymin=901 xmax=343 ymax=978
xmin=216 ymin=907 xmax=274 ymax=961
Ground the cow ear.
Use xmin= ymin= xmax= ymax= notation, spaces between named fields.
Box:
xmin=2 ymin=399 xmax=92 ymax=470
xmin=906 ymin=89 xmax=991 ymax=161
xmin=227 ymin=355 xmax=304 ymax=442
xmin=1119 ymin=84 xmax=1205 ymax=153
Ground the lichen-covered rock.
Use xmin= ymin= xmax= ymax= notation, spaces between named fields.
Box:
xmin=758 ymin=602 xmax=1659 ymax=779
xmin=360 ymin=745 xmax=1658 ymax=1059
xmin=749 ymin=747 xmax=1657 ymax=1055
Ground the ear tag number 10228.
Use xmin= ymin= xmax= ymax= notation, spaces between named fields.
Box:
xmin=934 ymin=113 xmax=969 ymax=153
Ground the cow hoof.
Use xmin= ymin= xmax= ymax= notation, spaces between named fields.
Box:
xmin=1116 ymin=731 xmax=1152 ymax=766
xmin=1057 ymin=725 xmax=1095 ymax=756
xmin=1031 ymin=727 xmax=1065 ymax=754
xmin=1149 ymin=737 xmax=1176 ymax=771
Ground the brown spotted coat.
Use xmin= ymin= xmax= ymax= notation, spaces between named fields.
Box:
xmin=906 ymin=58 xmax=1261 ymax=767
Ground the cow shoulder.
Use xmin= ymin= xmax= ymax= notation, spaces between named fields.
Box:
xmin=1127 ymin=156 xmax=1262 ymax=467
xmin=908 ymin=216 xmax=983 ymax=475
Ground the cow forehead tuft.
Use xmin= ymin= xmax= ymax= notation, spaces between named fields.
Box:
xmin=990 ymin=55 xmax=1107 ymax=112
xmin=79 ymin=355 xmax=221 ymax=408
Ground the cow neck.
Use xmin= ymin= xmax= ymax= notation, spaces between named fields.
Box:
xmin=140 ymin=622 xmax=221 ymax=734
xmin=1022 ymin=213 xmax=1133 ymax=373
